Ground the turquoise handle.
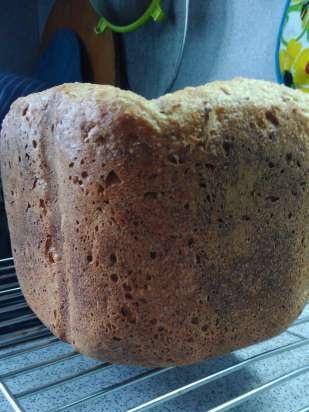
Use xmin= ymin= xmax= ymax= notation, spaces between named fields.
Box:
xmin=93 ymin=0 xmax=165 ymax=34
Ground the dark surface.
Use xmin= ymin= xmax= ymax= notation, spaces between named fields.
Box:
xmin=90 ymin=0 xmax=151 ymax=25
xmin=0 ymin=185 xmax=11 ymax=259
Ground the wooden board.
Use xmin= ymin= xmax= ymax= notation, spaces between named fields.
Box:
xmin=41 ymin=0 xmax=115 ymax=85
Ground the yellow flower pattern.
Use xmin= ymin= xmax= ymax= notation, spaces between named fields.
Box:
xmin=279 ymin=0 xmax=309 ymax=93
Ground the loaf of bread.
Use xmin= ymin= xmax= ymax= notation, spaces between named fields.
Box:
xmin=1 ymin=78 xmax=308 ymax=366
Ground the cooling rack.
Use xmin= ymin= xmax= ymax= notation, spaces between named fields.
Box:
xmin=0 ymin=256 xmax=308 ymax=412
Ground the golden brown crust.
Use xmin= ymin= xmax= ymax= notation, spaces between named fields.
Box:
xmin=1 ymin=78 xmax=308 ymax=366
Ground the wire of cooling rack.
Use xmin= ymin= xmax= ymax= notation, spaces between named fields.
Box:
xmin=0 ymin=257 xmax=308 ymax=412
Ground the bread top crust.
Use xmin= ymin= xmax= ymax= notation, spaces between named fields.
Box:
xmin=5 ymin=77 xmax=309 ymax=147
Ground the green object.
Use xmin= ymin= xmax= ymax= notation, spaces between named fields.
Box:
xmin=92 ymin=0 xmax=165 ymax=34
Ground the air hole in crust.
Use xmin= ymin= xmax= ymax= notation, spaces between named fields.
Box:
xmin=144 ymin=192 xmax=158 ymax=200
xmin=205 ymin=163 xmax=216 ymax=171
xmin=113 ymin=336 xmax=121 ymax=341
xmin=150 ymin=251 xmax=157 ymax=259
xmin=39 ymin=199 xmax=47 ymax=215
xmin=123 ymin=283 xmax=132 ymax=291
xmin=95 ymin=135 xmax=105 ymax=145
xmin=223 ymin=141 xmax=233 ymax=156
xmin=286 ymin=153 xmax=292 ymax=163
xmin=32 ymin=177 xmax=38 ymax=189
xmin=110 ymin=274 xmax=118 ymax=282
xmin=121 ymin=306 xmax=129 ymax=317
xmin=150 ymin=318 xmax=157 ymax=325
xmin=106 ymin=170 xmax=121 ymax=188
xmin=48 ymin=253 xmax=55 ymax=264
xmin=125 ymin=293 xmax=133 ymax=300
xmin=110 ymin=254 xmax=117 ymax=265
xmin=167 ymin=153 xmax=179 ymax=164
xmin=266 ymin=196 xmax=280 ymax=202
xmin=96 ymin=184 xmax=104 ymax=195
xmin=220 ymin=87 xmax=231 ymax=95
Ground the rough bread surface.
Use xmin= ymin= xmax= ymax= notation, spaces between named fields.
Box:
xmin=1 ymin=78 xmax=308 ymax=366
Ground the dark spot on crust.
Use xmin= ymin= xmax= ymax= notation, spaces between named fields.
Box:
xmin=205 ymin=163 xmax=216 ymax=171
xmin=204 ymin=107 xmax=212 ymax=122
xmin=110 ymin=254 xmax=117 ymax=265
xmin=95 ymin=135 xmax=105 ymax=145
xmin=220 ymin=87 xmax=231 ymax=95
xmin=286 ymin=153 xmax=292 ymax=163
xmin=144 ymin=192 xmax=159 ymax=200
xmin=110 ymin=274 xmax=118 ymax=282
xmin=121 ymin=306 xmax=129 ymax=316
xmin=32 ymin=177 xmax=38 ymax=189
xmin=45 ymin=236 xmax=55 ymax=264
xmin=266 ymin=196 xmax=280 ymax=202
xmin=39 ymin=199 xmax=47 ymax=215
xmin=125 ymin=293 xmax=133 ymax=300
xmin=223 ymin=141 xmax=233 ymax=156
xmin=265 ymin=110 xmax=279 ymax=126
xmin=123 ymin=283 xmax=132 ymax=292
xmin=167 ymin=153 xmax=179 ymax=164
xmin=112 ymin=336 xmax=121 ymax=341
xmin=150 ymin=251 xmax=157 ymax=259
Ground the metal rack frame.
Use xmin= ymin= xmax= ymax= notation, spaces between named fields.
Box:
xmin=0 ymin=257 xmax=308 ymax=412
